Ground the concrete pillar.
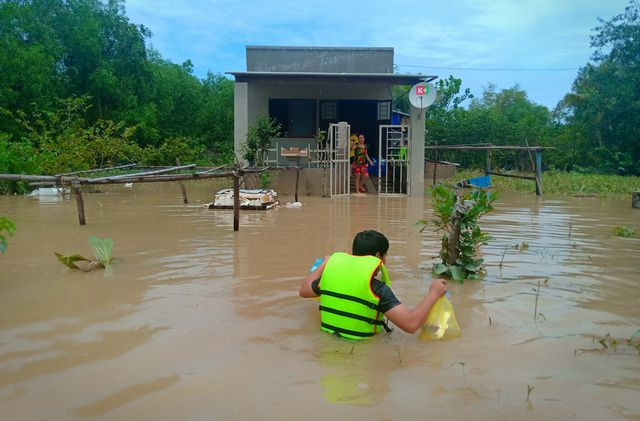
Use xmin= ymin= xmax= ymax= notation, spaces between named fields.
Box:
xmin=234 ymin=82 xmax=249 ymax=165
xmin=409 ymin=105 xmax=426 ymax=197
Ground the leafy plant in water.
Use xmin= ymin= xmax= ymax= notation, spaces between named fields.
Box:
xmin=613 ymin=226 xmax=635 ymax=237
xmin=55 ymin=236 xmax=114 ymax=271
xmin=422 ymin=186 xmax=496 ymax=282
xmin=88 ymin=236 xmax=113 ymax=266
xmin=0 ymin=216 xmax=16 ymax=254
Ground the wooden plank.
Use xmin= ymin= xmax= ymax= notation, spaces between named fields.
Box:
xmin=489 ymin=171 xmax=537 ymax=181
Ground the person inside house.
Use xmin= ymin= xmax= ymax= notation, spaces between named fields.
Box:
xmin=351 ymin=134 xmax=374 ymax=193
xmin=349 ymin=134 xmax=358 ymax=165
xmin=299 ymin=230 xmax=447 ymax=340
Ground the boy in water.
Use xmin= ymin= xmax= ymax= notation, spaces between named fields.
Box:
xmin=299 ymin=230 xmax=447 ymax=339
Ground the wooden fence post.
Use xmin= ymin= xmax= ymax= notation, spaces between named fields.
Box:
xmin=72 ymin=185 xmax=86 ymax=226
xmin=176 ymin=158 xmax=188 ymax=204
xmin=534 ymin=150 xmax=543 ymax=196
xmin=485 ymin=150 xmax=492 ymax=176
xmin=632 ymin=191 xmax=640 ymax=209
xmin=233 ymin=169 xmax=240 ymax=232
xmin=295 ymin=156 xmax=301 ymax=202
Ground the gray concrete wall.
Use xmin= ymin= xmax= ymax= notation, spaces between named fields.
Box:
xmin=234 ymin=82 xmax=249 ymax=164
xmin=409 ymin=105 xmax=426 ymax=197
xmin=247 ymin=46 xmax=393 ymax=73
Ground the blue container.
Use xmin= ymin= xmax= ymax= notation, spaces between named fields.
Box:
xmin=309 ymin=258 xmax=324 ymax=273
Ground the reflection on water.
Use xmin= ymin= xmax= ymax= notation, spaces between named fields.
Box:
xmin=0 ymin=183 xmax=639 ymax=419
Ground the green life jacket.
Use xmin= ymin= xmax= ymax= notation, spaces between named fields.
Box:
xmin=318 ymin=252 xmax=392 ymax=340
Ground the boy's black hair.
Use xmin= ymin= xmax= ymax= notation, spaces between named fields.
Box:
xmin=352 ymin=230 xmax=389 ymax=257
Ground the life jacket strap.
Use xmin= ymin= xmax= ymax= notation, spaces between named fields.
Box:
xmin=318 ymin=289 xmax=379 ymax=310
xmin=320 ymin=322 xmax=375 ymax=338
xmin=319 ymin=306 xmax=393 ymax=333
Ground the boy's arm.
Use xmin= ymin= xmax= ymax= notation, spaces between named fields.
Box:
xmin=299 ymin=255 xmax=329 ymax=298
xmin=384 ymin=279 xmax=447 ymax=334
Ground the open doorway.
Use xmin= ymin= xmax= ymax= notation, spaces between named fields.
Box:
xmin=320 ymin=99 xmax=390 ymax=158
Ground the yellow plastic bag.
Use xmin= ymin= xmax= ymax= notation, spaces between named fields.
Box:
xmin=420 ymin=295 xmax=461 ymax=340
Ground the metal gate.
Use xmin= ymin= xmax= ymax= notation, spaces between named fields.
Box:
xmin=378 ymin=125 xmax=411 ymax=195
xmin=328 ymin=122 xmax=350 ymax=196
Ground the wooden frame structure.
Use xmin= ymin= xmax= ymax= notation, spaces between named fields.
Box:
xmin=0 ymin=164 xmax=267 ymax=231
xmin=425 ymin=144 xmax=548 ymax=195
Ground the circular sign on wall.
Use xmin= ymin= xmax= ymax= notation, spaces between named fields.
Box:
xmin=408 ymin=82 xmax=437 ymax=109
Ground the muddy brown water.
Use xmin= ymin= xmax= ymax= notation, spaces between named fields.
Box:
xmin=1 ymin=182 xmax=639 ymax=420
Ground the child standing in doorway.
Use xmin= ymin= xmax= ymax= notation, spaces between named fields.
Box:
xmin=351 ymin=134 xmax=373 ymax=193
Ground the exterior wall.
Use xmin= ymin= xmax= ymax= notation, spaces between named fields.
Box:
xmin=247 ymin=81 xmax=391 ymax=122
xmin=409 ymin=105 xmax=426 ymax=197
xmin=247 ymin=46 xmax=393 ymax=73
xmin=234 ymin=82 xmax=249 ymax=162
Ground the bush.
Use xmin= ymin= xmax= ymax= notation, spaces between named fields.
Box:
xmin=140 ymin=136 xmax=207 ymax=166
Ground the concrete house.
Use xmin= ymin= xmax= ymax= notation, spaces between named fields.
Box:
xmin=227 ymin=46 xmax=436 ymax=196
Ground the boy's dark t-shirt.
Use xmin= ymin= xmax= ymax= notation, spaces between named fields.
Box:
xmin=311 ymin=278 xmax=401 ymax=313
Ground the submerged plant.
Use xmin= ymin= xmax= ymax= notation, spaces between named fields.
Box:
xmin=421 ymin=186 xmax=496 ymax=282
xmin=613 ymin=226 xmax=636 ymax=237
xmin=55 ymin=236 xmax=114 ymax=271
xmin=89 ymin=236 xmax=113 ymax=266
xmin=0 ymin=216 xmax=16 ymax=254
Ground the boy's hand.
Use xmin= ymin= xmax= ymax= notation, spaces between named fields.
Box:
xmin=428 ymin=278 xmax=447 ymax=297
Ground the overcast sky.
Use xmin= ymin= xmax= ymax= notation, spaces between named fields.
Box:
xmin=125 ymin=0 xmax=629 ymax=109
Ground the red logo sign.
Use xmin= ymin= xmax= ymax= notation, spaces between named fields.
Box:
xmin=416 ymin=85 xmax=426 ymax=95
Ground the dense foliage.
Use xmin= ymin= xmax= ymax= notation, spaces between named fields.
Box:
xmin=0 ymin=216 xmax=16 ymax=254
xmin=414 ymin=1 xmax=640 ymax=176
xmin=0 ymin=0 xmax=234 ymax=193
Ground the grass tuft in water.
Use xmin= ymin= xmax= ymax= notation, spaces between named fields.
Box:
xmin=613 ymin=226 xmax=636 ymax=237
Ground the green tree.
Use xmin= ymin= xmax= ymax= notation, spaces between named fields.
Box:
xmin=561 ymin=0 xmax=640 ymax=174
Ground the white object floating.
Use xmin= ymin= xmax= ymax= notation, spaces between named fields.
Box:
xmin=285 ymin=202 xmax=303 ymax=209
xmin=28 ymin=187 xmax=69 ymax=196
xmin=124 ymin=183 xmax=133 ymax=188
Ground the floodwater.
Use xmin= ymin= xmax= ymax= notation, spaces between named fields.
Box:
xmin=1 ymin=182 xmax=639 ymax=420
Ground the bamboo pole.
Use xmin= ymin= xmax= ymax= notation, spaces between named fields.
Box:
xmin=90 ymin=164 xmax=196 ymax=182
xmin=55 ymin=164 xmax=137 ymax=176
xmin=72 ymin=186 xmax=86 ymax=225
xmin=176 ymin=158 xmax=188 ymax=204
xmin=0 ymin=168 xmax=266 ymax=186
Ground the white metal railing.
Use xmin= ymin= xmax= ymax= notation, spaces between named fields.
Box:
xmin=378 ymin=125 xmax=411 ymax=195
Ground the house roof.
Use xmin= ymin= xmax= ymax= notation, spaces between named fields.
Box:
xmin=226 ymin=71 xmax=437 ymax=85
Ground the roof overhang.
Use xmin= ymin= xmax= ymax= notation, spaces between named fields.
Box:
xmin=226 ymin=71 xmax=437 ymax=85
